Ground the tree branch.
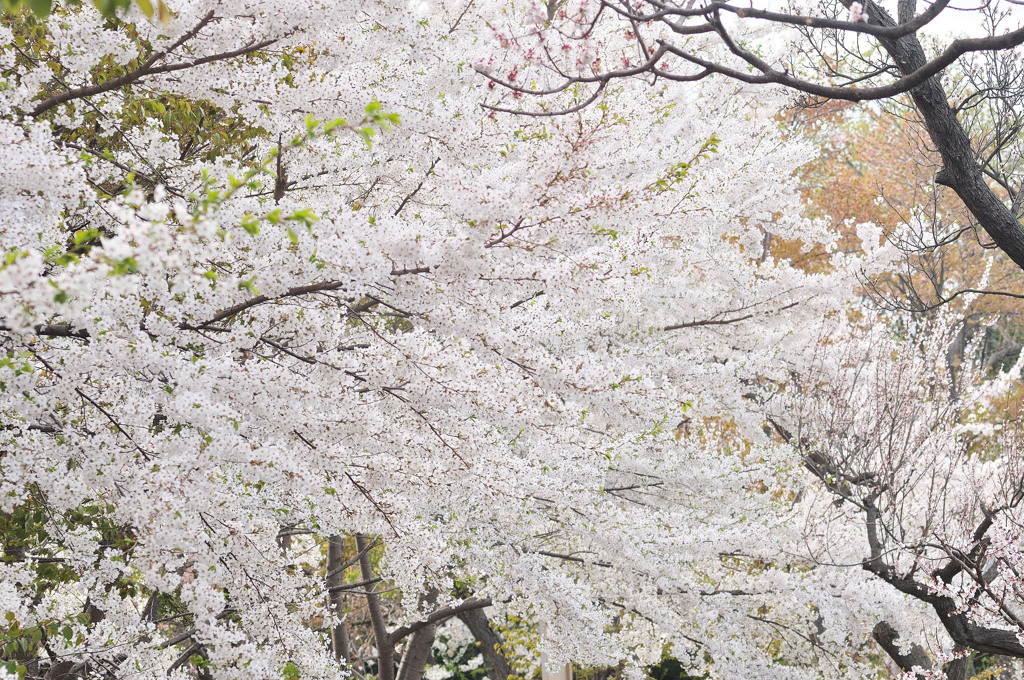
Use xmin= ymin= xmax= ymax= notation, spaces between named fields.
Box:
xmin=872 ymin=621 xmax=932 ymax=676
xmin=389 ymin=598 xmax=492 ymax=644
xmin=31 ymin=11 xmax=217 ymax=117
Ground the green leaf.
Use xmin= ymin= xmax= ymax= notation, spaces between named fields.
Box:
xmin=238 ymin=277 xmax=258 ymax=295
xmin=50 ymin=281 xmax=68 ymax=304
xmin=241 ymin=214 xmax=260 ymax=235
xmin=25 ymin=0 xmax=52 ymax=17
xmin=109 ymin=257 xmax=139 ymax=276
xmin=73 ymin=228 xmax=100 ymax=246
xmin=280 ymin=661 xmax=301 ymax=680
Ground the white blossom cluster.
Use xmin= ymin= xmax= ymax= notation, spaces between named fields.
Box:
xmin=0 ymin=1 xmax=924 ymax=679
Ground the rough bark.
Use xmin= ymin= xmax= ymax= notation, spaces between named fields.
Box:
xmin=868 ymin=0 xmax=1024 ymax=271
xmin=459 ymin=607 xmax=514 ymax=680
xmin=395 ymin=624 xmax=437 ymax=680
xmin=861 ymin=527 xmax=1024 ymax=657
xmin=943 ymin=652 xmax=969 ymax=680
xmin=932 ymin=598 xmax=1024 ymax=657
xmin=391 ymin=598 xmax=493 ymax=644
xmin=872 ymin=621 xmax=932 ymax=676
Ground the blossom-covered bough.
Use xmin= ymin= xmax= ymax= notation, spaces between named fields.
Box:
xmin=476 ymin=0 xmax=1024 ymax=275
xmin=476 ymin=1 xmax=1024 ymax=674
xmin=0 ymin=1 xmax=975 ymax=679
xmin=773 ymin=315 xmax=1024 ymax=679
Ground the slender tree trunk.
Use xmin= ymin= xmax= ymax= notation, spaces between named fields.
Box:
xmin=327 ymin=534 xmax=355 ymax=663
xmin=356 ymin=534 xmax=395 ymax=680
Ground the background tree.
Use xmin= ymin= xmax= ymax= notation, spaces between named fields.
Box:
xmin=478 ymin=0 xmax=1024 ymax=276
xmin=773 ymin=314 xmax=1024 ymax=678
xmin=789 ymin=99 xmax=1024 ymax=375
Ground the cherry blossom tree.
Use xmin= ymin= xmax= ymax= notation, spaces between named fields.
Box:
xmin=0 ymin=1 xmax=908 ymax=680
xmin=762 ymin=311 xmax=1024 ymax=679
xmin=475 ymin=0 xmax=1024 ymax=280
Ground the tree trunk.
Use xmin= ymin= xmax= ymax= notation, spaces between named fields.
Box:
xmin=873 ymin=621 xmax=932 ymax=677
xmin=356 ymin=534 xmax=395 ymax=680
xmin=326 ymin=534 xmax=355 ymax=663
xmin=458 ymin=608 xmax=513 ymax=680
xmin=396 ymin=623 xmax=437 ymax=680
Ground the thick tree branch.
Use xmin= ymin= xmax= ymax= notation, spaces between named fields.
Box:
xmin=31 ymin=11 xmax=216 ymax=117
xmin=607 ymin=0 xmax=950 ymax=39
xmin=389 ymin=598 xmax=492 ymax=644
xmin=657 ymin=25 xmax=1024 ymax=103
xmin=0 ymin=324 xmax=89 ymax=339
xmin=872 ymin=621 xmax=932 ymax=676
xmin=31 ymin=12 xmax=278 ymax=118
xmin=181 ymin=280 xmax=348 ymax=330
xmin=395 ymin=625 xmax=436 ymax=680
xmin=458 ymin=607 xmax=513 ymax=680
xmin=931 ymin=598 xmax=1024 ymax=657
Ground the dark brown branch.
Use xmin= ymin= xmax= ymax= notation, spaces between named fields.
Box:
xmin=476 ymin=44 xmax=669 ymax=97
xmin=901 ymin=288 xmax=1024 ymax=313
xmin=393 ymin=158 xmax=439 ymax=216
xmin=458 ymin=607 xmax=513 ymax=680
xmin=664 ymin=312 xmax=754 ymax=331
xmin=389 ymin=598 xmax=493 ymax=644
xmin=157 ymin=609 xmax=235 ymax=649
xmin=182 ymin=280 xmax=348 ymax=330
xmin=389 ymin=267 xmax=431 ymax=277
xmin=932 ymin=597 xmax=1024 ymax=657
xmin=346 ymin=473 xmax=400 ymax=536
xmin=537 ymin=550 xmax=612 ymax=568
xmin=61 ymin=142 xmax=184 ymax=198
xmin=482 ymin=81 xmax=609 ymax=117
xmin=662 ymin=0 xmax=953 ymax=40
xmin=166 ymin=643 xmax=202 ymax=675
xmin=0 ymin=324 xmax=89 ymax=339
xmin=657 ymin=24 xmax=1024 ymax=103
xmin=326 ymin=577 xmax=382 ymax=594
xmin=664 ymin=302 xmax=798 ymax=331
xmin=31 ymin=11 xmax=217 ymax=117
xmin=872 ymin=621 xmax=932 ymax=676
xmin=33 ymin=30 xmax=277 ymax=118
xmin=74 ymin=387 xmax=153 ymax=460
xmin=6 ymin=281 xmax=353 ymax=341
